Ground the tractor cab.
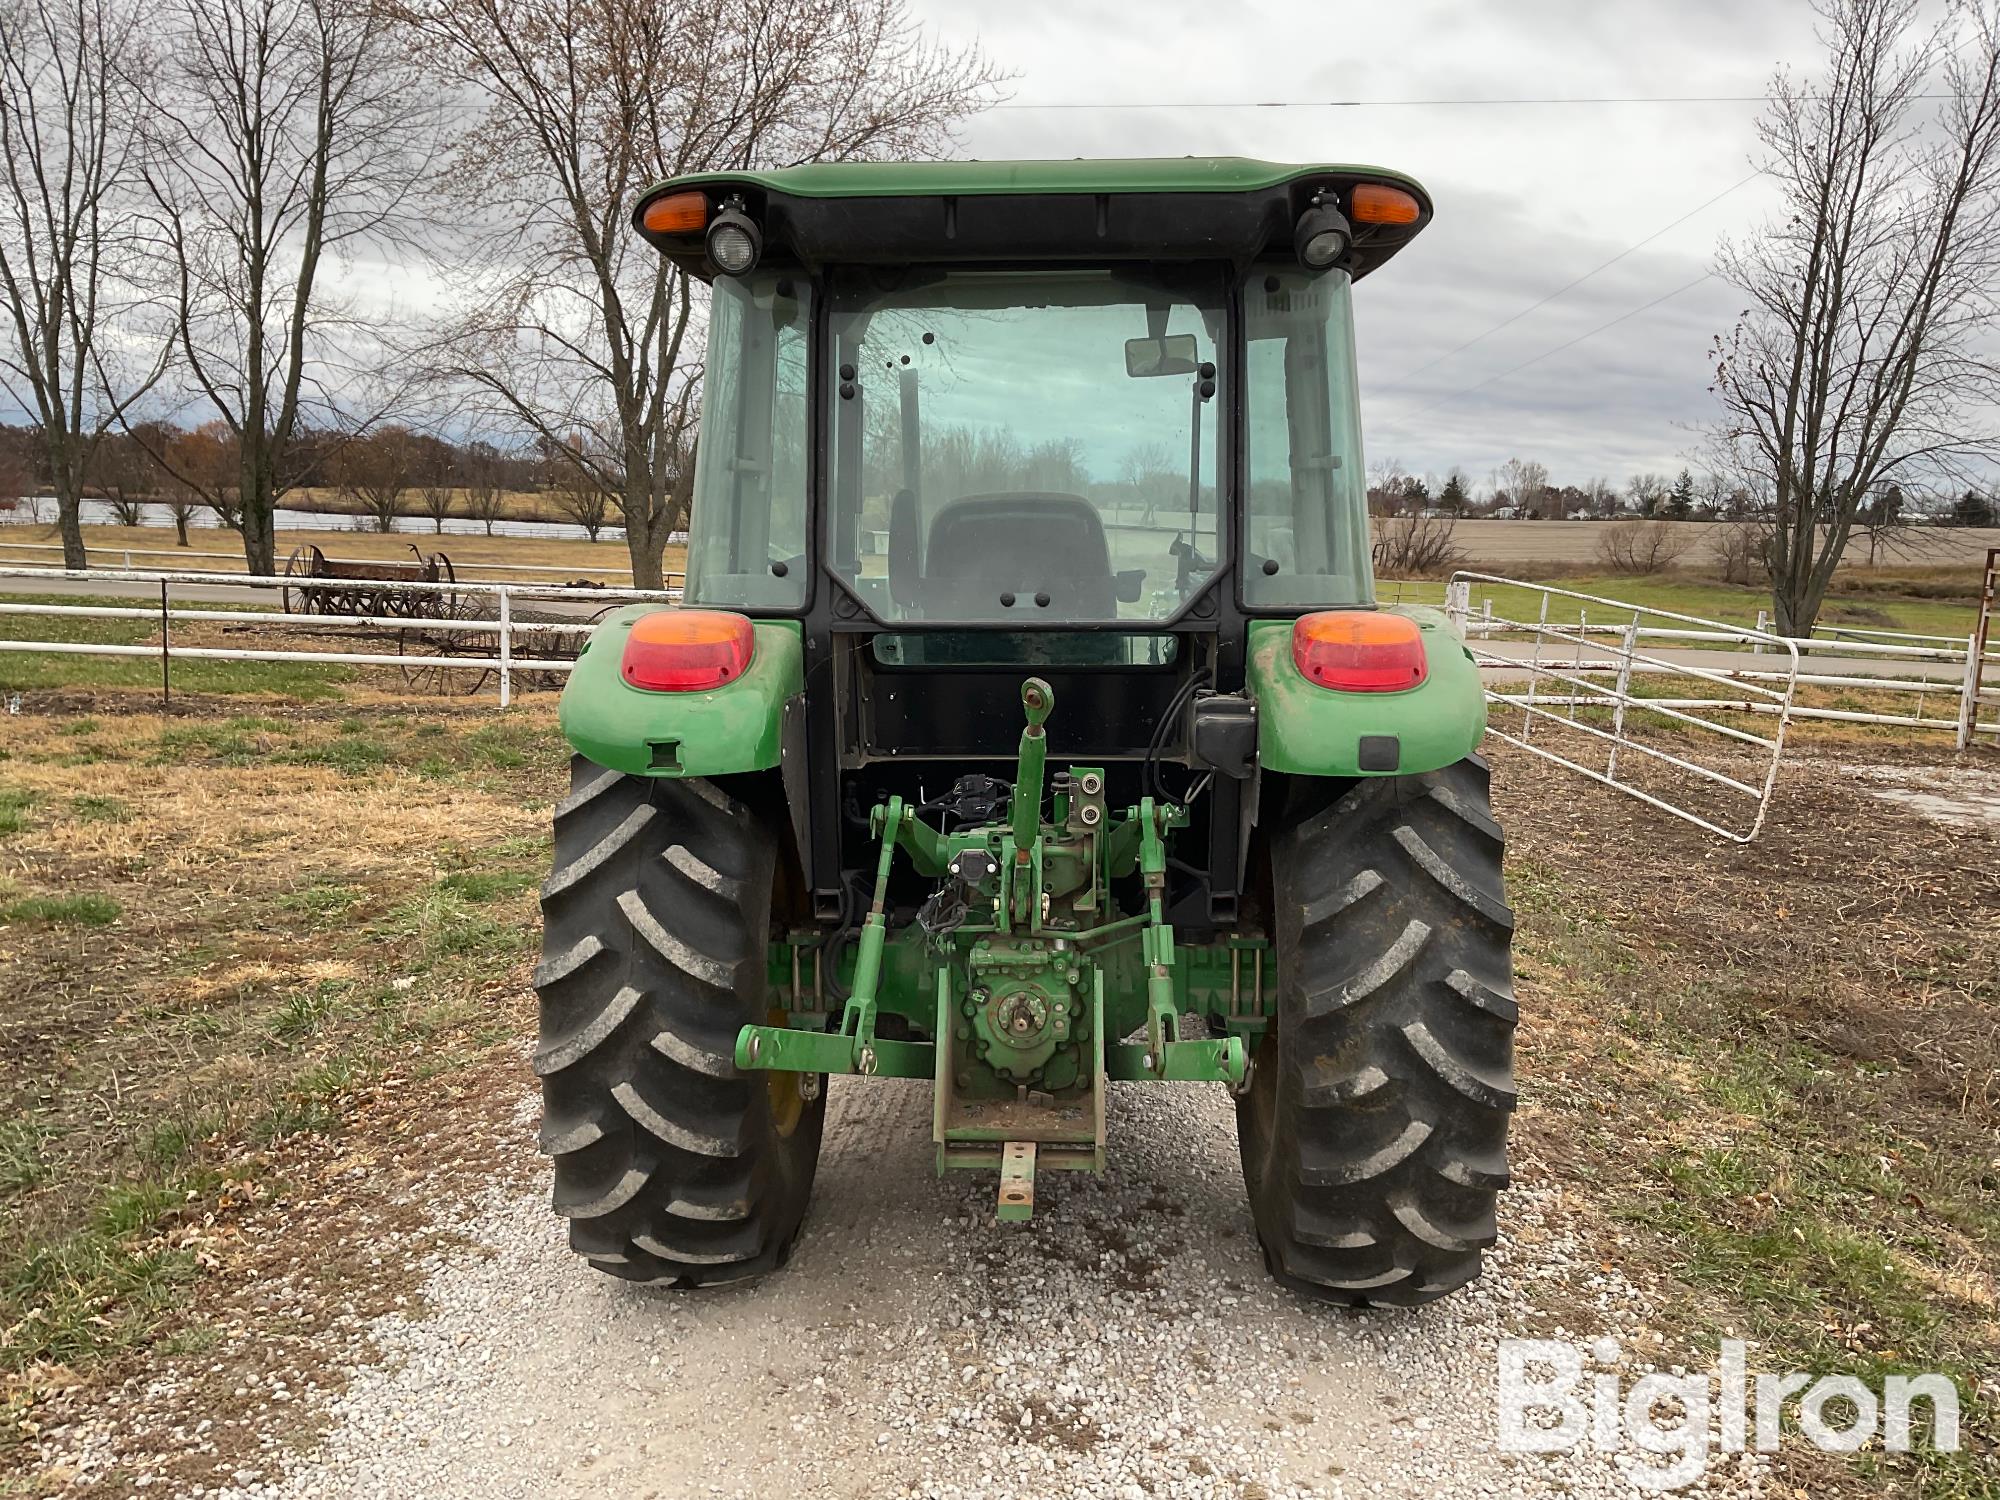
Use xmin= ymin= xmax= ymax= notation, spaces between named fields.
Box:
xmin=628 ymin=158 xmax=1432 ymax=925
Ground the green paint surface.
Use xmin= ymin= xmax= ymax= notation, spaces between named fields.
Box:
xmin=1245 ymin=608 xmax=1487 ymax=777
xmin=642 ymin=155 xmax=1427 ymax=204
xmin=558 ymin=607 xmax=802 ymax=777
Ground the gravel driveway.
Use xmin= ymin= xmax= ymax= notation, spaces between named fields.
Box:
xmin=200 ymin=1078 xmax=1763 ymax=1500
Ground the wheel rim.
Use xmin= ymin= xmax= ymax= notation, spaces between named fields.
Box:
xmin=765 ymin=1006 xmax=804 ymax=1138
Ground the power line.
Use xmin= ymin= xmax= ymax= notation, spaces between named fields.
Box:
xmin=992 ymin=94 xmax=1776 ymax=111
xmin=1386 ymin=171 xmax=1762 ymax=388
xmin=1407 ymin=272 xmax=1717 ymax=418
xmin=992 ymin=93 xmax=1956 ymax=110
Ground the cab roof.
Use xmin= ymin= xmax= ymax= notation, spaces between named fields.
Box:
xmin=633 ymin=156 xmax=1433 ymax=280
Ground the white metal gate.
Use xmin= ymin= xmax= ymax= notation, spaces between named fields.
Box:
xmin=1446 ymin=572 xmax=1800 ymax=843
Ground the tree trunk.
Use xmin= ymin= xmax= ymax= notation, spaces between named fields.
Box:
xmin=624 ymin=510 xmax=661 ymax=589
xmin=1770 ymin=576 xmax=1830 ymax=638
xmin=55 ymin=491 xmax=87 ymax=570
xmin=174 ymin=511 xmax=189 ymax=547
xmin=240 ymin=459 xmax=277 ymax=576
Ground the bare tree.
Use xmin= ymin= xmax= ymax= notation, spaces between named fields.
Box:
xmin=461 ymin=439 xmax=507 ymax=535
xmin=0 ymin=0 xmax=166 ymax=568
xmin=336 ymin=424 xmax=417 ymax=531
xmin=0 ymin=436 xmax=31 ymax=514
xmin=1495 ymin=457 xmax=1548 ymax=517
xmin=1694 ymin=470 xmax=1731 ymax=520
xmin=135 ymin=0 xmax=442 ymax=574
xmin=1373 ymin=512 xmax=1465 ymax=577
xmin=1855 ymin=480 xmax=1919 ymax=565
xmin=166 ymin=420 xmax=242 ymax=531
xmin=547 ymin=464 xmax=614 ymax=543
xmin=395 ymin=0 xmax=1002 ymax=590
xmin=1715 ymin=521 xmax=1770 ymax=584
xmin=159 ymin=473 xmax=197 ymax=545
xmin=89 ymin=431 xmax=150 ymax=524
xmin=1596 ymin=518 xmax=1696 ymax=575
xmin=1626 ymin=472 xmax=1670 ymax=518
xmin=417 ymin=475 xmax=454 ymax=533
xmin=1710 ymin=0 xmax=2000 ymax=633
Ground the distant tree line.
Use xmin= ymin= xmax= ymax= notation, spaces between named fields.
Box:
xmin=1364 ymin=456 xmax=1997 ymax=528
xmin=0 ymin=420 xmax=657 ymax=541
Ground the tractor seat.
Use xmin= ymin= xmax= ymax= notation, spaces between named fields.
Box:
xmin=921 ymin=492 xmax=1115 ymax=616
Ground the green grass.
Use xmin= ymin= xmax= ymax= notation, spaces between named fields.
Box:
xmin=438 ymin=867 xmax=539 ymax=902
xmin=0 ymin=591 xmax=352 ymax=698
xmin=0 ymin=785 xmax=33 ymax=835
xmin=1 ymin=892 xmax=120 ymax=926
xmin=0 ymin=1120 xmax=51 ymax=1195
xmin=461 ymin=720 xmax=562 ymax=769
xmin=279 ymin=736 xmax=394 ymax=775
xmin=68 ymin=794 xmax=130 ymax=823
xmin=4 ymin=1174 xmax=208 ymax=1371
xmin=278 ymin=881 xmax=367 ymax=921
xmin=139 ymin=1113 xmax=222 ymax=1171
xmin=266 ymin=983 xmax=345 ymax=1044
xmin=376 ymin=888 xmax=535 ymax=964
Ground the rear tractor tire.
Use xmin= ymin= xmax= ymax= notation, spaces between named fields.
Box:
xmin=1238 ymin=756 xmax=1516 ymax=1307
xmin=533 ymin=755 xmax=824 ymax=1286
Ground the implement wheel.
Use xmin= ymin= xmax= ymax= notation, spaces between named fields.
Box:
xmin=534 ymin=756 xmax=824 ymax=1285
xmin=1238 ymin=756 xmax=1516 ymax=1307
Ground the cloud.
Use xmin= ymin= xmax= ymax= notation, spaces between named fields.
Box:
xmin=914 ymin=0 xmax=1823 ymax=486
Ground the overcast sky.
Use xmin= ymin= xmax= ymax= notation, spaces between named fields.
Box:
xmin=909 ymin=0 xmax=1827 ymax=494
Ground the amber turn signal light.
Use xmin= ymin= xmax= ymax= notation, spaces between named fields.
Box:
xmin=1350 ymin=183 xmax=1422 ymax=226
xmin=622 ymin=609 xmax=754 ymax=692
xmin=641 ymin=191 xmax=707 ymax=235
xmin=1292 ymin=611 xmax=1427 ymax=692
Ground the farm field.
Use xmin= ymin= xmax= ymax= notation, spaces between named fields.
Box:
xmin=8 ymin=514 xmax=1999 ymax=579
xmin=1442 ymin=518 xmax=2000 ymax=570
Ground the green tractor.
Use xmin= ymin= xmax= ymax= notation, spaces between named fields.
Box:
xmin=534 ymin=157 xmax=1515 ymax=1307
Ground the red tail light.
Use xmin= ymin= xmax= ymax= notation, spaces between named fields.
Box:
xmin=1292 ymin=611 xmax=1427 ymax=692
xmin=621 ymin=610 xmax=754 ymax=692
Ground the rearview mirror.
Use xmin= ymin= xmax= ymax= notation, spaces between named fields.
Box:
xmin=1125 ymin=334 xmax=1199 ymax=378
xmin=1114 ymin=569 xmax=1146 ymax=603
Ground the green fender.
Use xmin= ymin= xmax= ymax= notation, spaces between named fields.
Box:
xmin=1245 ymin=608 xmax=1487 ymax=777
xmin=558 ymin=606 xmax=804 ymax=777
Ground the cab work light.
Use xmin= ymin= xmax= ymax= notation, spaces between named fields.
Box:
xmin=1294 ymin=193 xmax=1352 ymax=268
xmin=1292 ymin=611 xmax=1428 ymax=692
xmin=641 ymin=190 xmax=707 ymax=235
xmin=622 ymin=610 xmax=754 ymax=692
xmin=706 ymin=198 xmax=762 ymax=275
xmin=1351 ymin=182 xmax=1422 ymax=225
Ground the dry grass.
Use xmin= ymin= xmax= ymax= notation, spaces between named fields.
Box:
xmin=1502 ymin=742 xmax=2000 ymax=1494
xmin=0 ymin=703 xmax=566 ymax=1481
